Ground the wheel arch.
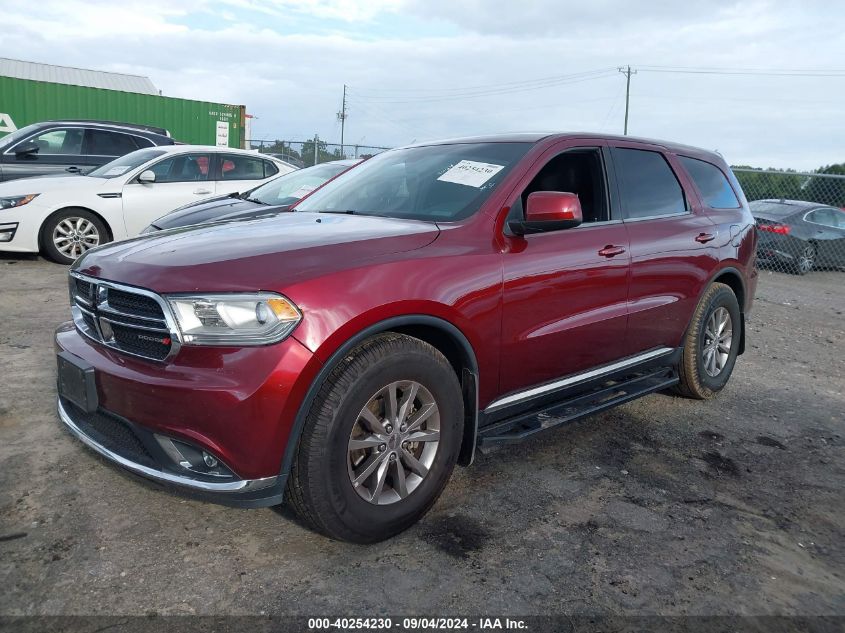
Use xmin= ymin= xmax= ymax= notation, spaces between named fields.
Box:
xmin=279 ymin=315 xmax=481 ymax=482
xmin=39 ymin=206 xmax=115 ymax=250
xmin=705 ymin=266 xmax=747 ymax=355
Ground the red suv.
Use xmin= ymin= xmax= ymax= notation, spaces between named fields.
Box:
xmin=55 ymin=133 xmax=757 ymax=542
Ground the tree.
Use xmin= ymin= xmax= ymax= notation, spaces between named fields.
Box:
xmin=804 ymin=163 xmax=845 ymax=207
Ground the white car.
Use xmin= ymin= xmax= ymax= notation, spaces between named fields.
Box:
xmin=0 ymin=145 xmax=296 ymax=264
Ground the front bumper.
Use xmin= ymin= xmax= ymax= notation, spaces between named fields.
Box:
xmin=55 ymin=320 xmax=321 ymax=507
xmin=58 ymin=396 xmax=285 ymax=507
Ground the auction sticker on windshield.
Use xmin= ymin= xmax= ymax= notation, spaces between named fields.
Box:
xmin=437 ymin=160 xmax=504 ymax=188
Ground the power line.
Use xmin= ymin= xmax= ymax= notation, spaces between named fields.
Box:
xmin=351 ymin=67 xmax=618 ymax=97
xmin=349 ymin=70 xmax=618 ymax=104
xmin=637 ymin=65 xmax=845 ymax=77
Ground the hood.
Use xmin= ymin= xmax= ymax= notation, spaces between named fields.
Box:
xmin=151 ymin=196 xmax=281 ymax=230
xmin=74 ymin=212 xmax=440 ymax=293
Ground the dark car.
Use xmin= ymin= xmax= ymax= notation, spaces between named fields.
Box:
xmin=56 ymin=133 xmax=756 ymax=542
xmin=751 ymin=199 xmax=845 ymax=274
xmin=0 ymin=120 xmax=175 ymax=182
xmin=142 ymin=159 xmax=361 ymax=232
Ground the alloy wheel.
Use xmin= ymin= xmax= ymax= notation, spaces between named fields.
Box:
xmin=702 ymin=306 xmax=733 ymax=377
xmin=53 ymin=217 xmax=101 ymax=259
xmin=347 ymin=380 xmax=440 ymax=505
xmin=797 ymin=245 xmax=816 ymax=274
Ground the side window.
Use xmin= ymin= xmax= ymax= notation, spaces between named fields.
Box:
xmin=219 ymin=154 xmax=267 ymax=180
xmin=807 ymin=208 xmax=845 ymax=229
xmin=148 ymin=153 xmax=211 ymax=183
xmin=679 ymin=156 xmax=740 ymax=209
xmin=86 ymin=130 xmax=139 ymax=156
xmin=613 ymin=148 xmax=687 ymax=219
xmin=508 ymin=148 xmax=609 ymax=224
xmin=22 ymin=128 xmax=84 ymax=155
xmin=263 ymin=160 xmax=279 ymax=178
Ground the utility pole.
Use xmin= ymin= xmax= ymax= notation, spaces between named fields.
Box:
xmin=313 ymin=133 xmax=319 ymax=166
xmin=337 ymin=84 xmax=348 ymax=158
xmin=618 ymin=66 xmax=637 ymax=135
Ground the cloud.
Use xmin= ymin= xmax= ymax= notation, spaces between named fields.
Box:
xmin=1 ymin=0 xmax=842 ymax=169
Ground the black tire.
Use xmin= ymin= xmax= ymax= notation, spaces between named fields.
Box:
xmin=286 ymin=333 xmax=464 ymax=543
xmin=791 ymin=242 xmax=816 ymax=276
xmin=675 ymin=282 xmax=741 ymax=400
xmin=41 ymin=208 xmax=110 ymax=265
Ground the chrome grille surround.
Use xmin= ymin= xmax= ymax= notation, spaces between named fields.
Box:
xmin=69 ymin=271 xmax=182 ymax=362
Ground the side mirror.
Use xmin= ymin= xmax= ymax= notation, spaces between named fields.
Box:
xmin=138 ymin=170 xmax=156 ymax=184
xmin=508 ymin=191 xmax=583 ymax=235
xmin=14 ymin=141 xmax=39 ymax=157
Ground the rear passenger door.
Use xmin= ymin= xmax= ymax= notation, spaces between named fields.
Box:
xmin=81 ymin=129 xmax=144 ymax=173
xmin=609 ymin=144 xmax=718 ymax=356
xmin=804 ymin=207 xmax=845 ymax=267
xmin=214 ymin=153 xmax=279 ymax=195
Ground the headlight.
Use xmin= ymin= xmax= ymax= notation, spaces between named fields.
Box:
xmin=165 ymin=293 xmax=301 ymax=346
xmin=0 ymin=194 xmax=39 ymax=209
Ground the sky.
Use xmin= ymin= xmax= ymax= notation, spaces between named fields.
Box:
xmin=2 ymin=0 xmax=843 ymax=170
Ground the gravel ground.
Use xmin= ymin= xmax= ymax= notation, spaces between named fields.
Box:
xmin=0 ymin=256 xmax=843 ymax=617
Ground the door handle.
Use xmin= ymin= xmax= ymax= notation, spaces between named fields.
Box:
xmin=65 ymin=166 xmax=81 ymax=173
xmin=193 ymin=188 xmax=212 ymax=195
xmin=598 ymin=245 xmax=626 ymax=257
xmin=695 ymin=232 xmax=716 ymax=243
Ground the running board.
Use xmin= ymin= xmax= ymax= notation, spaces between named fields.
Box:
xmin=477 ymin=367 xmax=678 ymax=450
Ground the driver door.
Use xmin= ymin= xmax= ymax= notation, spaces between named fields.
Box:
xmin=120 ymin=152 xmax=215 ymax=237
xmin=498 ymin=140 xmax=631 ymax=402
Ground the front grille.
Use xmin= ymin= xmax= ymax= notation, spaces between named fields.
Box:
xmin=61 ymin=397 xmax=157 ymax=469
xmin=107 ymin=288 xmax=165 ymax=319
xmin=70 ymin=274 xmax=175 ymax=362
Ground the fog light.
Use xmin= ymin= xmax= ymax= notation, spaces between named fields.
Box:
xmin=203 ymin=452 xmax=218 ymax=468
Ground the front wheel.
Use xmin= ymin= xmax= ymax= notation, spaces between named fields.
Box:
xmin=286 ymin=333 xmax=464 ymax=543
xmin=675 ymin=282 xmax=741 ymax=399
xmin=41 ymin=209 xmax=109 ymax=264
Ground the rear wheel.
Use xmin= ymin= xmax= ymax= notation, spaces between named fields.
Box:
xmin=792 ymin=243 xmax=816 ymax=275
xmin=41 ymin=209 xmax=109 ymax=264
xmin=676 ymin=282 xmax=741 ymax=399
xmin=286 ymin=333 xmax=463 ymax=543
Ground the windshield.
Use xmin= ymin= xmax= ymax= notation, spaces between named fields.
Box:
xmin=87 ymin=148 xmax=167 ymax=178
xmin=294 ymin=142 xmax=531 ymax=221
xmin=0 ymin=124 xmax=43 ymax=150
xmin=748 ymin=200 xmax=802 ymax=217
xmin=249 ymin=162 xmax=352 ymax=205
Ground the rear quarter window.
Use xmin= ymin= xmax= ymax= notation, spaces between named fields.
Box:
xmin=679 ymin=156 xmax=740 ymax=209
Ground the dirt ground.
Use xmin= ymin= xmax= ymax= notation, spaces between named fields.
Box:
xmin=0 ymin=256 xmax=843 ymax=617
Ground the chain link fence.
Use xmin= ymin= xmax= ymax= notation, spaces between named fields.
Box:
xmin=733 ymin=168 xmax=845 ymax=276
xmin=248 ymin=138 xmax=391 ymax=168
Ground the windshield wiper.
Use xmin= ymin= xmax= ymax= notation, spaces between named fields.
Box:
xmin=244 ymin=197 xmax=269 ymax=205
xmin=319 ymin=209 xmax=359 ymax=215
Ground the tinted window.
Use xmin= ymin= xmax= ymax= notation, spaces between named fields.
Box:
xmin=679 ymin=156 xmax=740 ymax=208
xmin=149 ymin=153 xmax=211 ymax=183
xmin=87 ymin=130 xmax=138 ymax=156
xmin=25 ymin=128 xmax=84 ymax=155
xmin=807 ymin=208 xmax=845 ymax=229
xmin=220 ymin=154 xmax=267 ymax=180
xmin=295 ymin=142 xmax=531 ymax=221
xmin=263 ymin=160 xmax=279 ymax=178
xmin=613 ymin=148 xmax=686 ymax=219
